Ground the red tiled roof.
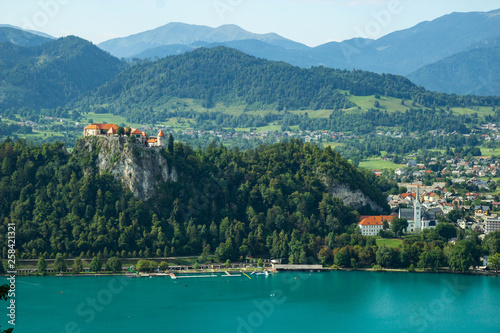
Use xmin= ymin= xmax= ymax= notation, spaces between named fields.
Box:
xmin=84 ymin=123 xmax=118 ymax=131
xmin=358 ymin=215 xmax=396 ymax=226
xmin=130 ymin=129 xmax=142 ymax=135
xmin=99 ymin=124 xmax=118 ymax=131
xmin=158 ymin=130 xmax=166 ymax=137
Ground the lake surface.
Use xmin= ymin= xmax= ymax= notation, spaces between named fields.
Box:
xmin=2 ymin=271 xmax=500 ymax=333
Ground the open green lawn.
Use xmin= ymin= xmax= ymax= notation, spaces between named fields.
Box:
xmin=451 ymin=106 xmax=494 ymax=117
xmin=346 ymin=95 xmax=494 ymax=118
xmin=359 ymin=158 xmax=404 ymax=170
xmin=376 ymin=238 xmax=403 ymax=248
xmin=479 ymin=146 xmax=500 ymax=157
xmin=348 ymin=95 xmax=419 ymax=113
xmin=82 ymin=112 xmax=129 ymax=126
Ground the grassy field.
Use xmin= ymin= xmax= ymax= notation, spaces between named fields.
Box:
xmin=346 ymin=95 xmax=494 ymax=118
xmin=479 ymin=146 xmax=500 ymax=157
xmin=451 ymin=106 xmax=493 ymax=116
xmin=82 ymin=112 xmax=129 ymax=126
xmin=376 ymin=238 xmax=403 ymax=248
xmin=347 ymin=95 xmax=418 ymax=113
xmin=359 ymin=158 xmax=404 ymax=170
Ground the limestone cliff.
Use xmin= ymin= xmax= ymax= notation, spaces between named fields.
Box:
xmin=323 ymin=181 xmax=384 ymax=212
xmin=76 ymin=137 xmax=177 ymax=200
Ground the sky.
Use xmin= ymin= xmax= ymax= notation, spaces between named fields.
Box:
xmin=0 ymin=0 xmax=499 ymax=46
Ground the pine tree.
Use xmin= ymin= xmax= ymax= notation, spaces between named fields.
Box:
xmin=168 ymin=134 xmax=174 ymax=154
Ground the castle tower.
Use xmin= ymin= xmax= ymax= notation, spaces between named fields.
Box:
xmin=414 ymin=184 xmax=422 ymax=231
xmin=157 ymin=130 xmax=166 ymax=147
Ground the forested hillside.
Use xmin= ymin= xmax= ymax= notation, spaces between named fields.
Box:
xmin=408 ymin=47 xmax=500 ymax=96
xmin=73 ymin=46 xmax=498 ymax=123
xmin=0 ymin=137 xmax=392 ymax=262
xmin=0 ymin=36 xmax=126 ymax=110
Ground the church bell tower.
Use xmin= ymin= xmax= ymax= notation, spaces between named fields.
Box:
xmin=414 ymin=184 xmax=422 ymax=231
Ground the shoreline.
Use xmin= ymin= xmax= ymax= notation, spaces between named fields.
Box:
xmin=3 ymin=266 xmax=499 ymax=278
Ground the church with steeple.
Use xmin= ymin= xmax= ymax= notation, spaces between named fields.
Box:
xmin=398 ymin=185 xmax=437 ymax=232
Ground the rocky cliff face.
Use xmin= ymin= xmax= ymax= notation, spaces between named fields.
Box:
xmin=78 ymin=137 xmax=177 ymax=200
xmin=323 ymin=181 xmax=383 ymax=212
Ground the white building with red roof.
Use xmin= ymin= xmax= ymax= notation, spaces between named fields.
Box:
xmin=358 ymin=215 xmax=397 ymax=236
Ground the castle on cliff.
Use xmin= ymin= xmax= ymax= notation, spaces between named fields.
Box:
xmin=83 ymin=123 xmax=166 ymax=148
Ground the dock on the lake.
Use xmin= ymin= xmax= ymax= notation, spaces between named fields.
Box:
xmin=272 ymin=264 xmax=323 ymax=272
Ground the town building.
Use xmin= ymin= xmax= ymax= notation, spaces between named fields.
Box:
xmin=358 ymin=215 xmax=396 ymax=236
xmin=484 ymin=217 xmax=500 ymax=234
xmin=398 ymin=186 xmax=437 ymax=232
xmin=474 ymin=206 xmax=491 ymax=216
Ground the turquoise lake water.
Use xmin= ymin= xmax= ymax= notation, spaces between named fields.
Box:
xmin=1 ymin=271 xmax=500 ymax=333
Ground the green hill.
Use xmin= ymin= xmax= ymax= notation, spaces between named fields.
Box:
xmin=408 ymin=47 xmax=500 ymax=96
xmin=0 ymin=137 xmax=389 ymax=261
xmin=74 ymin=46 xmax=497 ymax=124
xmin=0 ymin=36 xmax=126 ymax=110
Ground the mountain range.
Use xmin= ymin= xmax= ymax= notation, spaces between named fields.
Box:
xmin=0 ymin=25 xmax=53 ymax=47
xmin=96 ymin=9 xmax=500 ymax=96
xmin=0 ymin=8 xmax=499 ymax=113
xmin=0 ymin=36 xmax=125 ymax=109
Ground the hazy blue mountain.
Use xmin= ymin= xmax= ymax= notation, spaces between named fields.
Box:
xmin=99 ymin=10 xmax=500 ymax=75
xmin=131 ymin=44 xmax=194 ymax=59
xmin=357 ymin=9 xmax=500 ymax=75
xmin=99 ymin=22 xmax=308 ymax=58
xmin=113 ymin=9 xmax=500 ymax=84
xmin=407 ymin=47 xmax=500 ymax=96
xmin=0 ymin=25 xmax=52 ymax=46
xmin=0 ymin=24 xmax=54 ymax=39
xmin=0 ymin=36 xmax=126 ymax=109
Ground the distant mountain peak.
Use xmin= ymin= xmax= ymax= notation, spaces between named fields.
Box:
xmin=0 ymin=25 xmax=53 ymax=47
xmin=0 ymin=24 xmax=54 ymax=39
xmin=98 ymin=22 xmax=307 ymax=58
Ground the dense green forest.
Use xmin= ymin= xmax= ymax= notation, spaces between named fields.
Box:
xmin=0 ymin=137 xmax=389 ymax=262
xmin=0 ymin=36 xmax=125 ymax=109
xmin=1 ymin=137 xmax=497 ymax=272
xmin=336 ymin=133 xmax=482 ymax=161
